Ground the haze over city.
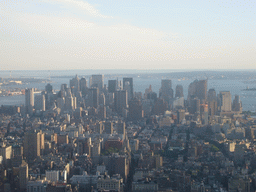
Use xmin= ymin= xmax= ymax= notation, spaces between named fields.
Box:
xmin=2 ymin=1 xmax=256 ymax=192
xmin=1 ymin=0 xmax=256 ymax=70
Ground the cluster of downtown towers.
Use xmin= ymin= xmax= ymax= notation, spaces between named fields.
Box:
xmin=24 ymin=74 xmax=242 ymax=123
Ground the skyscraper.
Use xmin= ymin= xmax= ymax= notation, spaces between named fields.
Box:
xmin=123 ymin=78 xmax=133 ymax=100
xmin=128 ymin=98 xmax=144 ymax=121
xmin=105 ymin=121 xmax=113 ymax=134
xmin=88 ymin=88 xmax=99 ymax=108
xmin=196 ymin=80 xmax=207 ymax=103
xmin=232 ymin=95 xmax=242 ymax=112
xmin=108 ymin=80 xmax=118 ymax=93
xmin=91 ymin=74 xmax=104 ymax=91
xmin=218 ymin=91 xmax=232 ymax=112
xmin=34 ymin=93 xmax=45 ymax=111
xmin=159 ymin=79 xmax=173 ymax=103
xmin=188 ymin=79 xmax=207 ymax=104
xmin=19 ymin=161 xmax=28 ymax=190
xmin=80 ymin=77 xmax=87 ymax=96
xmin=70 ymin=75 xmax=80 ymax=94
xmin=25 ymin=88 xmax=34 ymax=114
xmin=208 ymin=89 xmax=217 ymax=116
xmin=208 ymin=89 xmax=217 ymax=102
xmin=23 ymin=130 xmax=42 ymax=161
xmin=45 ymin=83 xmax=53 ymax=94
xmin=114 ymin=90 xmax=128 ymax=114
xmin=175 ymin=84 xmax=184 ymax=98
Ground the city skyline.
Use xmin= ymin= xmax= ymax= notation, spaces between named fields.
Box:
xmin=1 ymin=0 xmax=255 ymax=70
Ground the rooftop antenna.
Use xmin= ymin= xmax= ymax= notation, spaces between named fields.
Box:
xmin=10 ymin=70 xmax=12 ymax=79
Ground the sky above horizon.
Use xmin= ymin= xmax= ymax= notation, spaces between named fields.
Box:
xmin=0 ymin=0 xmax=255 ymax=70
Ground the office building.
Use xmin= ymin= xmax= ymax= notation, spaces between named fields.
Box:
xmin=128 ymin=98 xmax=144 ymax=121
xmin=218 ymin=91 xmax=232 ymax=112
xmin=96 ymin=121 xmax=103 ymax=134
xmin=0 ymin=144 xmax=12 ymax=164
xmin=232 ymin=95 xmax=242 ymax=112
xmin=91 ymin=74 xmax=103 ymax=91
xmin=25 ymin=88 xmax=34 ymax=114
xmin=159 ymin=79 xmax=173 ymax=103
xmin=189 ymin=98 xmax=200 ymax=114
xmin=105 ymin=121 xmax=113 ymax=134
xmin=114 ymin=90 xmax=128 ymax=114
xmin=45 ymin=83 xmax=53 ymax=94
xmin=208 ymin=89 xmax=217 ymax=102
xmin=98 ymin=105 xmax=106 ymax=119
xmin=117 ymin=121 xmax=126 ymax=137
xmin=80 ymin=77 xmax=87 ymax=96
xmin=19 ymin=161 xmax=28 ymax=191
xmin=23 ymin=131 xmax=42 ymax=160
xmin=108 ymin=80 xmax=118 ymax=93
xmin=70 ymin=75 xmax=80 ymax=93
xmin=123 ymin=78 xmax=133 ymax=100
xmin=88 ymin=88 xmax=99 ymax=108
xmin=188 ymin=79 xmax=207 ymax=104
xmin=46 ymin=170 xmax=60 ymax=182
xmin=175 ymin=84 xmax=184 ymax=98
xmin=196 ymin=80 xmax=207 ymax=103
xmin=34 ymin=93 xmax=46 ymax=111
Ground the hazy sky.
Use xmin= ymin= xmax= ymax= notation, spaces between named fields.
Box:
xmin=0 ymin=0 xmax=255 ymax=70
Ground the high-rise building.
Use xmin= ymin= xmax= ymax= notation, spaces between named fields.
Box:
xmin=159 ymin=79 xmax=173 ymax=103
xmin=45 ymin=83 xmax=53 ymax=94
xmin=208 ymin=89 xmax=217 ymax=102
xmin=189 ymin=98 xmax=200 ymax=114
xmin=207 ymin=89 xmax=217 ymax=116
xmin=96 ymin=121 xmax=104 ymax=134
xmin=98 ymin=105 xmax=106 ymax=119
xmin=117 ymin=121 xmax=126 ymax=137
xmin=88 ymin=88 xmax=99 ymax=108
xmin=19 ymin=161 xmax=28 ymax=190
xmin=34 ymin=93 xmax=45 ymax=111
xmin=218 ymin=91 xmax=232 ymax=112
xmin=128 ymin=98 xmax=144 ymax=121
xmin=25 ymin=88 xmax=34 ymax=114
xmin=91 ymin=74 xmax=104 ymax=91
xmin=175 ymin=84 xmax=184 ymax=98
xmin=23 ymin=131 xmax=42 ymax=160
xmin=105 ymin=121 xmax=113 ymax=134
xmin=57 ymin=97 xmax=65 ymax=110
xmin=196 ymin=80 xmax=207 ymax=103
xmin=46 ymin=170 xmax=60 ymax=182
xmin=208 ymin=100 xmax=217 ymax=116
xmin=70 ymin=75 xmax=80 ymax=94
xmin=232 ymin=95 xmax=242 ymax=112
xmin=99 ymin=93 xmax=105 ymax=106
xmin=188 ymin=80 xmax=207 ymax=104
xmin=123 ymin=78 xmax=133 ymax=100
xmin=0 ymin=144 xmax=12 ymax=165
xmin=108 ymin=80 xmax=118 ymax=93
xmin=114 ymin=90 xmax=128 ymax=114
xmin=65 ymin=96 xmax=74 ymax=111
xmin=80 ymin=77 xmax=87 ymax=96
xmin=152 ymin=98 xmax=168 ymax=115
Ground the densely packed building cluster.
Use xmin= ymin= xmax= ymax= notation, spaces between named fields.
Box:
xmin=1 ymin=74 xmax=254 ymax=192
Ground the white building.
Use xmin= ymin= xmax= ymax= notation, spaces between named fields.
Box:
xmin=70 ymin=171 xmax=100 ymax=185
xmin=97 ymin=175 xmax=123 ymax=192
xmin=46 ymin=170 xmax=59 ymax=182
